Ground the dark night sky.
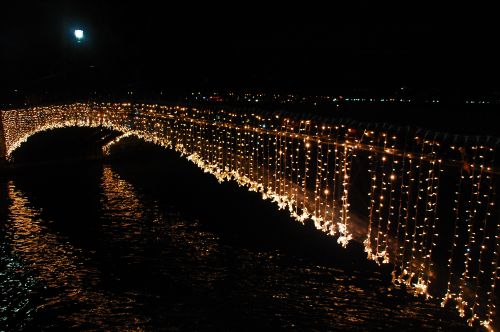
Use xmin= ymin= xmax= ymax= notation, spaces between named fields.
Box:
xmin=2 ymin=2 xmax=500 ymax=95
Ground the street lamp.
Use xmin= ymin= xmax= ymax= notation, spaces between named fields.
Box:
xmin=74 ymin=29 xmax=84 ymax=43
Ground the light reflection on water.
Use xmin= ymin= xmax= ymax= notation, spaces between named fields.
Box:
xmin=0 ymin=164 xmax=473 ymax=331
xmin=2 ymin=178 xmax=143 ymax=330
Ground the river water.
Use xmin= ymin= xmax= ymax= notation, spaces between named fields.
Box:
xmin=0 ymin=144 xmax=473 ymax=331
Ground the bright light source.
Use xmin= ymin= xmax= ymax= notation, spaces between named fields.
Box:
xmin=74 ymin=29 xmax=84 ymax=41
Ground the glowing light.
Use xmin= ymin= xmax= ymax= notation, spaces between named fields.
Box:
xmin=74 ymin=29 xmax=84 ymax=41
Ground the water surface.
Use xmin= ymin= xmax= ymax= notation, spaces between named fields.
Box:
xmin=0 ymin=155 xmax=473 ymax=331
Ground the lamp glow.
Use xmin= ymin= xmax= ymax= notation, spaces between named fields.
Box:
xmin=74 ymin=29 xmax=84 ymax=41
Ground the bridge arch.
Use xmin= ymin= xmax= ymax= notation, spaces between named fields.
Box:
xmin=1 ymin=102 xmax=499 ymax=329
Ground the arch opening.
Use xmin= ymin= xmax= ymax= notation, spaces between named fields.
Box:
xmin=10 ymin=127 xmax=120 ymax=164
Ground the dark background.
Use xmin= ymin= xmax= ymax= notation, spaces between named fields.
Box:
xmin=2 ymin=2 xmax=500 ymax=100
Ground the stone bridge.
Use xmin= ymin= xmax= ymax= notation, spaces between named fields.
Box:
xmin=0 ymin=102 xmax=499 ymax=330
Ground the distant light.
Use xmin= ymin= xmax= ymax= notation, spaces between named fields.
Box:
xmin=74 ymin=29 xmax=84 ymax=41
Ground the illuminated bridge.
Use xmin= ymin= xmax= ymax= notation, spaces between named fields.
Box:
xmin=0 ymin=102 xmax=499 ymax=330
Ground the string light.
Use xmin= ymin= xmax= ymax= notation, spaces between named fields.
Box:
xmin=303 ymin=121 xmax=312 ymax=222
xmin=313 ymin=125 xmax=323 ymax=230
xmin=406 ymin=136 xmax=427 ymax=293
xmin=442 ymin=146 xmax=465 ymax=307
xmin=329 ymin=127 xmax=342 ymax=236
xmin=471 ymin=150 xmax=495 ymax=327
xmin=391 ymin=134 xmax=408 ymax=283
xmin=365 ymin=130 xmax=381 ymax=261
xmin=323 ymin=126 xmax=333 ymax=233
xmin=424 ymin=145 xmax=442 ymax=296
xmin=483 ymin=166 xmax=498 ymax=332
xmin=397 ymin=151 xmax=415 ymax=286
xmin=382 ymin=135 xmax=398 ymax=265
xmin=457 ymin=145 xmax=481 ymax=319
xmin=415 ymin=139 xmax=437 ymax=296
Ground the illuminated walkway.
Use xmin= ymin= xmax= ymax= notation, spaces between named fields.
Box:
xmin=1 ymin=102 xmax=498 ymax=330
